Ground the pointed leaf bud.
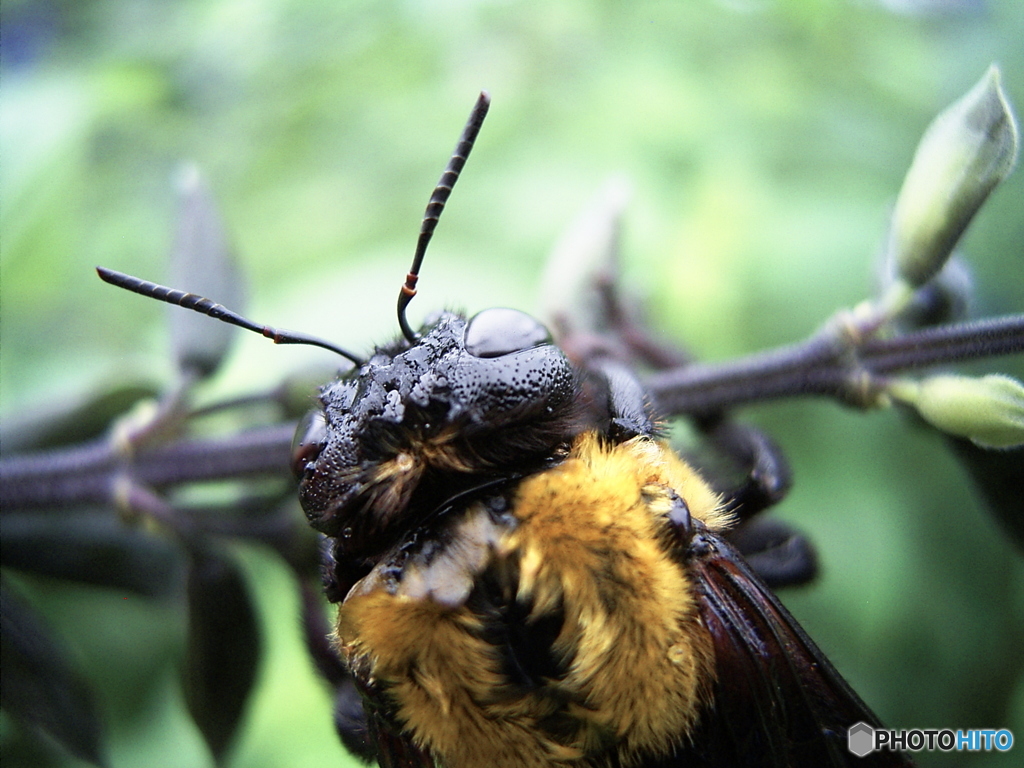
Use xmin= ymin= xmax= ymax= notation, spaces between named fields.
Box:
xmin=540 ymin=176 xmax=632 ymax=335
xmin=887 ymin=374 xmax=1024 ymax=449
xmin=888 ymin=65 xmax=1019 ymax=288
xmin=170 ymin=163 xmax=244 ymax=379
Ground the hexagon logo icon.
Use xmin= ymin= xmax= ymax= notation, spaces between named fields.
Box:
xmin=848 ymin=722 xmax=875 ymax=757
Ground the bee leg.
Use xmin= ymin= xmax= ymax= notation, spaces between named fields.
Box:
xmin=727 ymin=517 xmax=819 ymax=588
xmin=334 ymin=678 xmax=376 ymax=762
xmin=699 ymin=417 xmax=792 ymax=522
xmin=320 ymin=536 xmax=366 ymax=604
xmin=694 ymin=417 xmax=818 ymax=587
xmin=299 ymin=576 xmax=376 ymax=761
xmin=594 ymin=359 xmax=657 ymax=440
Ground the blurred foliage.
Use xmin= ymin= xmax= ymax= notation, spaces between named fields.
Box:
xmin=1 ymin=1 xmax=1022 ymax=767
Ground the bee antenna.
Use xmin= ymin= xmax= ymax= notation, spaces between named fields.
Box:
xmin=96 ymin=266 xmax=364 ymax=365
xmin=397 ymin=90 xmax=491 ymax=343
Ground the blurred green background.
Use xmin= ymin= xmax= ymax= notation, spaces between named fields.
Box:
xmin=2 ymin=1 xmax=1022 ymax=767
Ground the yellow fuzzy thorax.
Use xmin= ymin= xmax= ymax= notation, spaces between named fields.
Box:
xmin=337 ymin=432 xmax=727 ymax=767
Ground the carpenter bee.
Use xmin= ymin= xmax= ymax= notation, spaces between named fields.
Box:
xmin=98 ymin=92 xmax=913 ymax=767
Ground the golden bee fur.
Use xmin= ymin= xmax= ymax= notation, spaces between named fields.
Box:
xmin=337 ymin=432 xmax=731 ymax=767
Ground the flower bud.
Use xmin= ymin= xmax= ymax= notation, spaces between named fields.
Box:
xmin=171 ymin=163 xmax=243 ymax=379
xmin=887 ymin=374 xmax=1024 ymax=449
xmin=888 ymin=65 xmax=1019 ymax=288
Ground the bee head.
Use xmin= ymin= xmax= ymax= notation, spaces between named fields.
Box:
xmin=292 ymin=307 xmax=578 ymax=554
xmin=96 ymin=92 xmax=587 ymax=560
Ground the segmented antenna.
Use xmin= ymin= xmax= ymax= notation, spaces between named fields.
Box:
xmin=397 ymin=90 xmax=491 ymax=342
xmin=96 ymin=266 xmax=364 ymax=364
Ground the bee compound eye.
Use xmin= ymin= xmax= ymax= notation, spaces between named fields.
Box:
xmin=291 ymin=409 xmax=328 ymax=478
xmin=464 ymin=308 xmax=553 ymax=358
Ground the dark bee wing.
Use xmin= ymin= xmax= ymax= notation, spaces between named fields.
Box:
xmin=662 ymin=534 xmax=913 ymax=768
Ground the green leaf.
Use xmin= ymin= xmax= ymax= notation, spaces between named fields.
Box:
xmin=181 ymin=546 xmax=261 ymax=763
xmin=946 ymin=437 xmax=1024 ymax=551
xmin=1 ymin=511 xmax=183 ymax=597
xmin=0 ymin=382 xmax=160 ymax=453
xmin=0 ymin=579 xmax=107 ymax=766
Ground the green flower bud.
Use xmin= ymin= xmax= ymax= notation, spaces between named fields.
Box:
xmin=170 ymin=163 xmax=243 ymax=379
xmin=888 ymin=65 xmax=1019 ymax=288
xmin=887 ymin=374 xmax=1024 ymax=449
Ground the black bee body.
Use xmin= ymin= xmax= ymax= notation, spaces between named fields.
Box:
xmin=292 ymin=307 xmax=913 ymax=768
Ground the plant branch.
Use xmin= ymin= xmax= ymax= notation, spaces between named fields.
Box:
xmin=645 ymin=314 xmax=1024 ymax=416
xmin=861 ymin=315 xmax=1024 ymax=372
xmin=3 ymin=316 xmax=1021 ymax=513
xmin=0 ymin=423 xmax=296 ymax=511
